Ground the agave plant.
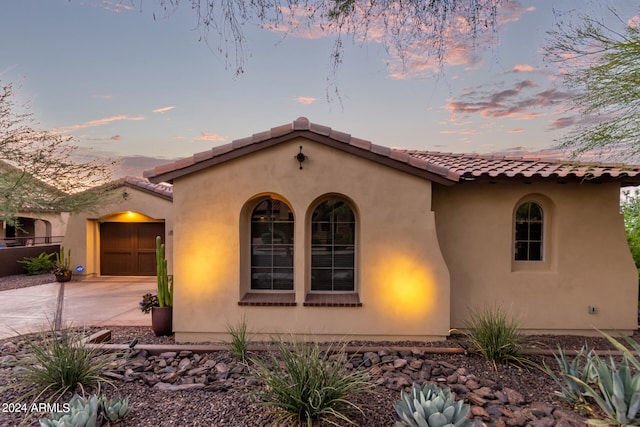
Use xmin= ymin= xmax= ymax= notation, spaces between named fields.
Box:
xmin=565 ymin=332 xmax=640 ymax=426
xmin=39 ymin=394 xmax=99 ymax=427
xmin=394 ymin=383 xmax=472 ymax=427
xmin=544 ymin=343 xmax=596 ymax=407
xmin=100 ymin=396 xmax=131 ymax=423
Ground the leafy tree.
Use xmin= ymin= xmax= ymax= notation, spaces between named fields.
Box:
xmin=545 ymin=7 xmax=640 ymax=157
xmin=149 ymin=0 xmax=503 ymax=76
xmin=622 ymin=189 xmax=640 ymax=271
xmin=0 ymin=82 xmax=115 ymax=226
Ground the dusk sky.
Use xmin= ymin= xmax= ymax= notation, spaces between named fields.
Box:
xmin=1 ymin=1 xmax=639 ymax=171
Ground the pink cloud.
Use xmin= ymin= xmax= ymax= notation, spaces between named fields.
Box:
xmin=195 ymin=132 xmax=225 ymax=142
xmin=101 ymin=2 xmax=135 ymax=13
xmin=153 ymin=106 xmax=176 ymax=114
xmin=513 ymin=64 xmax=534 ymax=73
xmin=294 ymin=96 xmax=318 ymax=105
xmin=92 ymin=94 xmax=112 ymax=100
xmin=61 ymin=115 xmax=145 ymax=131
xmin=110 ymin=135 xmax=121 ymax=141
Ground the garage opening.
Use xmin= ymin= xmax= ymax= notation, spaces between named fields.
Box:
xmin=100 ymin=222 xmax=165 ymax=276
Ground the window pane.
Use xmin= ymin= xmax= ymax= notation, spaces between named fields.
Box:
xmin=515 ymin=203 xmax=530 ymax=221
xmin=251 ymin=248 xmax=272 ymax=267
xmin=311 ymin=247 xmax=333 ymax=267
xmin=529 ymin=223 xmax=542 ymax=241
xmin=252 ymin=268 xmax=273 ymax=290
xmin=529 ymin=242 xmax=542 ymax=261
xmin=311 ymin=269 xmax=333 ymax=290
xmin=273 ymin=246 xmax=294 ymax=267
xmin=515 ymin=223 xmax=529 ymax=241
xmin=529 ymin=203 xmax=543 ymax=221
xmin=514 ymin=242 xmax=529 ymax=261
xmin=334 ymin=247 xmax=354 ymax=267
xmin=333 ymin=270 xmax=354 ymax=291
xmin=272 ymin=268 xmax=293 ymax=290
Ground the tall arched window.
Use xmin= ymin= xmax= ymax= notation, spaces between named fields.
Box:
xmin=514 ymin=201 xmax=543 ymax=261
xmin=311 ymin=198 xmax=355 ymax=291
xmin=250 ymin=197 xmax=294 ymax=290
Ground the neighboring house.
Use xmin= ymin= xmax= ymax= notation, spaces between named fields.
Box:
xmin=0 ymin=161 xmax=68 ymax=247
xmin=144 ymin=117 xmax=640 ymax=342
xmin=1 ymin=210 xmax=67 ymax=247
xmin=62 ymin=176 xmax=173 ymax=278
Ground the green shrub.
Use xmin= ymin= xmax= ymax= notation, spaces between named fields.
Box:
xmin=5 ymin=325 xmax=114 ymax=403
xmin=463 ymin=305 xmax=528 ymax=367
xmin=394 ymin=382 xmax=472 ymax=427
xmin=250 ymin=338 xmax=372 ymax=426
xmin=19 ymin=252 xmax=55 ymax=275
xmin=226 ymin=314 xmax=251 ymax=363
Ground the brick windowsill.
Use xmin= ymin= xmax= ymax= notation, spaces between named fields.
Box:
xmin=303 ymin=293 xmax=362 ymax=307
xmin=238 ymin=292 xmax=296 ymax=306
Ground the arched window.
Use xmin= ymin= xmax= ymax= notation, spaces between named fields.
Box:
xmin=250 ymin=197 xmax=294 ymax=290
xmin=514 ymin=201 xmax=543 ymax=261
xmin=311 ymin=198 xmax=355 ymax=291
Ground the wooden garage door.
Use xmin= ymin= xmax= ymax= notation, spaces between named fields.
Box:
xmin=100 ymin=222 xmax=165 ymax=276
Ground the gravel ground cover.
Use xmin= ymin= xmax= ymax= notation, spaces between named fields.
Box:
xmin=0 ymin=274 xmax=635 ymax=426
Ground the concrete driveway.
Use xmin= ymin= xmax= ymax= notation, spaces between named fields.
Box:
xmin=0 ymin=277 xmax=156 ymax=339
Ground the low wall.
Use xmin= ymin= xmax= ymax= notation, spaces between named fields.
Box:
xmin=0 ymin=245 xmax=60 ymax=276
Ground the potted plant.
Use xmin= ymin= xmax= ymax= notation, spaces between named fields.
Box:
xmin=139 ymin=236 xmax=173 ymax=336
xmin=52 ymin=246 xmax=72 ymax=282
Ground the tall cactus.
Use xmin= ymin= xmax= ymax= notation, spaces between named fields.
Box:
xmin=156 ymin=236 xmax=173 ymax=307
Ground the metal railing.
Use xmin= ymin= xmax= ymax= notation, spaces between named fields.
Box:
xmin=0 ymin=236 xmax=64 ymax=248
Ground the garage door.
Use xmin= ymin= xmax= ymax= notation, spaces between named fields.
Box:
xmin=100 ymin=222 xmax=165 ymax=276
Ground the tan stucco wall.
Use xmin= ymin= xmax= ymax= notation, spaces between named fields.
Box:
xmin=62 ymin=186 xmax=173 ymax=278
xmin=433 ymin=181 xmax=638 ymax=335
xmin=172 ymin=138 xmax=451 ymax=342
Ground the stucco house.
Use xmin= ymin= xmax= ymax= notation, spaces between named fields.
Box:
xmin=62 ymin=176 xmax=173 ymax=278
xmin=144 ymin=117 xmax=640 ymax=342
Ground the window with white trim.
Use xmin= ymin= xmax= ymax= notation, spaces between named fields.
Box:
xmin=311 ymin=198 xmax=355 ymax=291
xmin=514 ymin=201 xmax=543 ymax=261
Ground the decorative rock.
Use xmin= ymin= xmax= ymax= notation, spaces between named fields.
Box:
xmin=158 ymin=351 xmax=177 ymax=359
xmin=153 ymin=382 xmax=205 ymax=391
xmin=470 ymin=405 xmax=491 ymax=421
xmin=504 ymin=387 xmax=526 ymax=405
xmin=467 ymin=392 xmax=488 ymax=407
xmin=393 ymin=358 xmax=407 ymax=369
xmin=178 ymin=358 xmax=192 ymax=372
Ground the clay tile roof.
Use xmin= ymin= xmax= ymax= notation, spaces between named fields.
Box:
xmin=403 ymin=151 xmax=640 ymax=185
xmin=144 ymin=117 xmax=640 ymax=187
xmin=116 ymin=176 xmax=173 ymax=200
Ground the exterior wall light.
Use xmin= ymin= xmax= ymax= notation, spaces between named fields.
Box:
xmin=295 ymin=145 xmax=307 ymax=170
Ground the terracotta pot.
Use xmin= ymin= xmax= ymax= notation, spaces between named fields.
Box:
xmin=151 ymin=306 xmax=173 ymax=337
xmin=55 ymin=271 xmax=72 ymax=282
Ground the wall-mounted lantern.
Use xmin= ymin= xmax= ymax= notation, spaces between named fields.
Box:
xmin=295 ymin=146 xmax=308 ymax=170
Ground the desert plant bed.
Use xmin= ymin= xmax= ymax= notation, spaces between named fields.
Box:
xmin=1 ymin=326 xmax=624 ymax=426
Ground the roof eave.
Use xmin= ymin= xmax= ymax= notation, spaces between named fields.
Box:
xmin=145 ymin=130 xmax=459 ymax=186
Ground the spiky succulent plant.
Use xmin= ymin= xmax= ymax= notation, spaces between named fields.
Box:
xmin=100 ymin=396 xmax=131 ymax=423
xmin=39 ymin=394 xmax=99 ymax=427
xmin=394 ymin=383 xmax=472 ymax=427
